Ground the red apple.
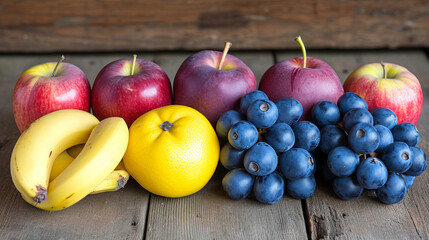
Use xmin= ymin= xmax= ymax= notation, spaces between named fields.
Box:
xmin=343 ymin=62 xmax=423 ymax=125
xmin=174 ymin=42 xmax=257 ymax=125
xmin=92 ymin=55 xmax=172 ymax=126
xmin=259 ymin=36 xmax=344 ymax=120
xmin=13 ymin=56 xmax=90 ymax=133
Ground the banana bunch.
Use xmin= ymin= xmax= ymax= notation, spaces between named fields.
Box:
xmin=50 ymin=145 xmax=130 ymax=194
xmin=10 ymin=109 xmax=129 ymax=211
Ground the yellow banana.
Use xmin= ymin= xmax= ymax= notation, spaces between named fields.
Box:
xmin=22 ymin=117 xmax=129 ymax=211
xmin=10 ymin=109 xmax=99 ymax=203
xmin=67 ymin=144 xmax=85 ymax=158
xmin=90 ymin=161 xmax=129 ymax=194
xmin=49 ymin=150 xmax=75 ymax=182
xmin=50 ymin=146 xmax=130 ymax=193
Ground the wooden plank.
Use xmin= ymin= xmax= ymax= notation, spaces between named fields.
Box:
xmin=277 ymin=50 xmax=429 ymax=239
xmin=144 ymin=51 xmax=309 ymax=239
xmin=1 ymin=0 xmax=429 ymax=52
xmin=0 ymin=54 xmax=152 ymax=240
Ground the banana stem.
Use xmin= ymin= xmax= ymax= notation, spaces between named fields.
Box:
xmin=295 ymin=36 xmax=307 ymax=68
xmin=218 ymin=41 xmax=232 ymax=70
xmin=131 ymin=54 xmax=137 ymax=75
xmin=51 ymin=55 xmax=65 ymax=77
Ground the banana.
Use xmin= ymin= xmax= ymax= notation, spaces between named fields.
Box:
xmin=49 ymin=150 xmax=75 ymax=182
xmin=22 ymin=117 xmax=129 ymax=211
xmin=50 ymin=145 xmax=130 ymax=193
xmin=90 ymin=161 xmax=129 ymax=194
xmin=67 ymin=144 xmax=85 ymax=158
xmin=10 ymin=109 xmax=99 ymax=203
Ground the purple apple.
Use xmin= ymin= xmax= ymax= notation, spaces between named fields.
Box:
xmin=174 ymin=42 xmax=257 ymax=125
xmin=259 ymin=36 xmax=344 ymax=120
xmin=92 ymin=55 xmax=172 ymax=126
xmin=13 ymin=56 xmax=90 ymax=133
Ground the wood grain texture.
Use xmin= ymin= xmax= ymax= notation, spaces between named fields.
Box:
xmin=144 ymin=51 xmax=309 ymax=240
xmin=276 ymin=50 xmax=429 ymax=239
xmin=0 ymin=55 xmax=151 ymax=240
xmin=146 ymin=167 xmax=308 ymax=240
xmin=1 ymin=0 xmax=429 ymax=52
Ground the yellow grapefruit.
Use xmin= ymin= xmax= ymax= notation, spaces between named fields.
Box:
xmin=123 ymin=105 xmax=219 ymax=197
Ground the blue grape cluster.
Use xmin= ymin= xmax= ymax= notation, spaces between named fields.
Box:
xmin=317 ymin=92 xmax=427 ymax=204
xmin=217 ymin=90 xmax=319 ymax=204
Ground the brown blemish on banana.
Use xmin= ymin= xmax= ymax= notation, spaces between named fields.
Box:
xmin=65 ymin=193 xmax=74 ymax=200
xmin=33 ymin=185 xmax=47 ymax=203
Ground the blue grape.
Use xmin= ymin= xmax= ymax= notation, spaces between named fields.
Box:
xmin=279 ymin=148 xmax=315 ymax=180
xmin=243 ymin=142 xmax=278 ymax=176
xmin=311 ymin=100 xmax=341 ymax=128
xmin=292 ymin=121 xmax=320 ymax=152
xmin=327 ymin=146 xmax=359 ymax=177
xmin=247 ymin=99 xmax=279 ymax=129
xmin=392 ymin=122 xmax=420 ymax=147
xmin=342 ymin=108 xmax=374 ymax=133
xmin=337 ymin=92 xmax=368 ymax=116
xmin=220 ymin=143 xmax=246 ymax=170
xmin=216 ymin=110 xmax=245 ymax=140
xmin=348 ymin=123 xmax=380 ymax=154
xmin=263 ymin=122 xmax=295 ymax=152
xmin=382 ymin=142 xmax=413 ymax=173
xmin=400 ymin=174 xmax=415 ymax=188
xmin=356 ymin=157 xmax=388 ymax=189
xmin=222 ymin=169 xmax=254 ymax=200
xmin=371 ymin=107 xmax=398 ymax=130
xmin=318 ymin=125 xmax=347 ymax=154
xmin=240 ymin=90 xmax=268 ymax=114
xmin=286 ymin=175 xmax=316 ymax=200
xmin=332 ymin=175 xmax=364 ymax=200
xmin=253 ymin=171 xmax=284 ymax=204
xmin=374 ymin=125 xmax=394 ymax=153
xmin=228 ymin=121 xmax=258 ymax=150
xmin=376 ymin=172 xmax=407 ymax=204
xmin=404 ymin=146 xmax=427 ymax=176
xmin=275 ymin=98 xmax=303 ymax=125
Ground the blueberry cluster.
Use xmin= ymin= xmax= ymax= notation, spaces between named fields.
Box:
xmin=317 ymin=92 xmax=427 ymax=204
xmin=216 ymin=90 xmax=319 ymax=204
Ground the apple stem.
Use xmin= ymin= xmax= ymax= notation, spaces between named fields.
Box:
xmin=217 ymin=41 xmax=232 ymax=70
xmin=295 ymin=36 xmax=307 ymax=68
xmin=51 ymin=55 xmax=65 ymax=77
xmin=381 ymin=61 xmax=387 ymax=79
xmin=131 ymin=54 xmax=137 ymax=75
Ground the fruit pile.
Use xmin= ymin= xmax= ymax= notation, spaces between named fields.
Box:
xmin=217 ymin=90 xmax=320 ymax=204
xmin=9 ymin=36 xmax=426 ymax=211
xmin=218 ymin=90 xmax=427 ymax=205
xmin=318 ymin=92 xmax=426 ymax=204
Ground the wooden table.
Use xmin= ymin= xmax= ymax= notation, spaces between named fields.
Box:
xmin=0 ymin=49 xmax=428 ymax=239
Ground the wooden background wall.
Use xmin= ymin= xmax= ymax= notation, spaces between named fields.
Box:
xmin=0 ymin=0 xmax=428 ymax=52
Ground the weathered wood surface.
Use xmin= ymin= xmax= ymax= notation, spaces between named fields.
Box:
xmin=1 ymin=0 xmax=429 ymax=52
xmin=0 ymin=50 xmax=429 ymax=239
xmin=277 ymin=50 xmax=429 ymax=239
